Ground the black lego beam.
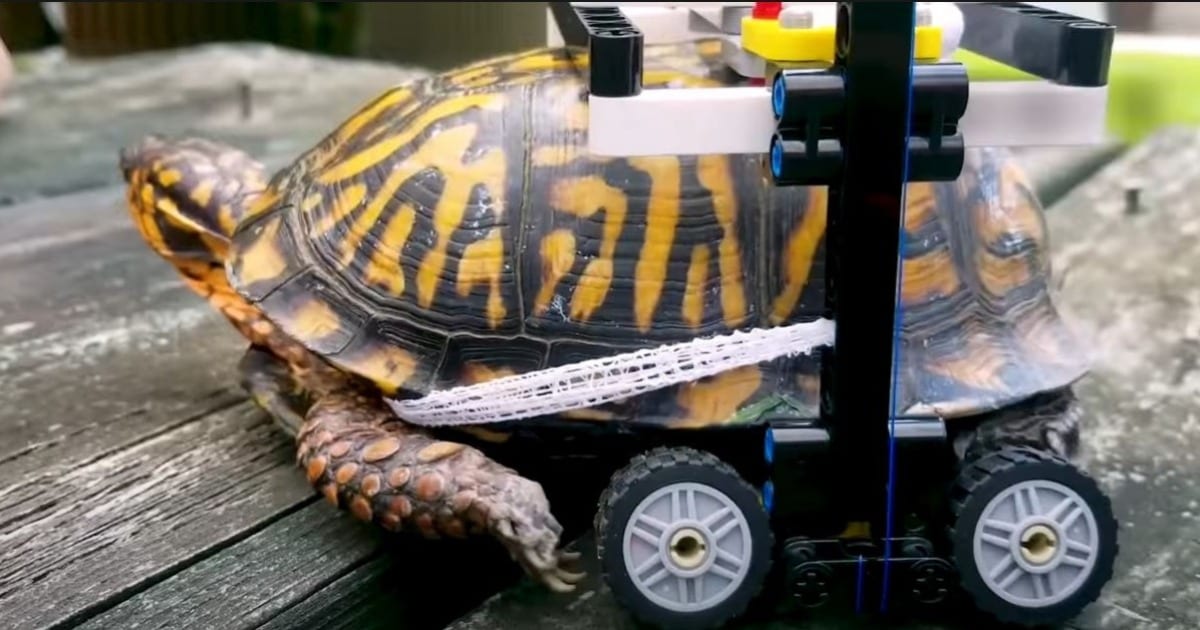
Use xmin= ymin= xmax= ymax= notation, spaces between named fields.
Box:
xmin=547 ymin=2 xmax=644 ymax=97
xmin=956 ymin=2 xmax=1115 ymax=86
xmin=819 ymin=2 xmax=915 ymax=598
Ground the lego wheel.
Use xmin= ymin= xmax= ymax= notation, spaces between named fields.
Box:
xmin=949 ymin=447 xmax=1118 ymax=627
xmin=595 ymin=447 xmax=773 ymax=630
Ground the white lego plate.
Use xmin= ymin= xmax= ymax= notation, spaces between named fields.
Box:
xmin=587 ymin=81 xmax=1109 ymax=156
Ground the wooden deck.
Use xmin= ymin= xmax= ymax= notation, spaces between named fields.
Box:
xmin=2 ymin=44 xmax=1198 ymax=630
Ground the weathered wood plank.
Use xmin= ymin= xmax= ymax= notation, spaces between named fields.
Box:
xmin=1041 ymin=128 xmax=1200 ymax=630
xmin=78 ymin=499 xmax=523 ymax=630
xmin=0 ymin=187 xmax=249 ymax=464
xmin=0 ymin=171 xmax=330 ymax=630
xmin=0 ymin=185 xmax=522 ymax=629
xmin=257 ymin=556 xmax=413 ymax=630
xmin=0 ymin=44 xmax=523 ymax=629
xmin=447 ymin=131 xmax=1200 ymax=630
xmin=73 ymin=501 xmax=378 ymax=630
xmin=0 ymin=402 xmax=312 ymax=630
xmin=257 ymin=551 xmax=517 ymax=630
xmin=0 ymin=44 xmax=426 ymax=207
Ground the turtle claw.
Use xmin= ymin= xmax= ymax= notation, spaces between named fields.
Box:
xmin=491 ymin=509 xmax=586 ymax=593
xmin=556 ymin=567 xmax=587 ymax=584
xmin=518 ymin=548 xmax=586 ymax=593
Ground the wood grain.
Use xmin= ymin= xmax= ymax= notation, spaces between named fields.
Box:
xmin=0 ymin=188 xmax=250 ymax=466
xmin=0 ymin=402 xmax=312 ymax=629
xmin=74 ymin=501 xmax=380 ymax=630
xmin=80 ymin=500 xmax=519 ymax=630
xmin=0 ymin=186 xmax=520 ymax=630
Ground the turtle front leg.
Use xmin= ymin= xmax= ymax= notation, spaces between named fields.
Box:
xmin=298 ymin=389 xmax=584 ymax=592
xmin=237 ymin=345 xmax=313 ymax=437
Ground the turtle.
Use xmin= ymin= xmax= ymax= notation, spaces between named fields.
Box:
xmin=118 ymin=39 xmax=1090 ymax=594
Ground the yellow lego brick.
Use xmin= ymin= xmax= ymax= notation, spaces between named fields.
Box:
xmin=742 ymin=18 xmax=837 ymax=62
xmin=914 ymin=25 xmax=942 ymax=60
xmin=741 ymin=18 xmax=943 ymax=63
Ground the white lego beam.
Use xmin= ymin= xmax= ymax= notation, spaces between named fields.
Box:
xmin=587 ymin=81 xmax=1109 ymax=156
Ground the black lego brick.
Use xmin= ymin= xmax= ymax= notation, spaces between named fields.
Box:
xmin=956 ymin=2 xmax=1115 ymax=87
xmin=548 ymin=2 xmax=644 ymax=97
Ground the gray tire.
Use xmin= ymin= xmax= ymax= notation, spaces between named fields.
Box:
xmin=949 ymin=447 xmax=1119 ymax=627
xmin=596 ymin=447 xmax=774 ymax=629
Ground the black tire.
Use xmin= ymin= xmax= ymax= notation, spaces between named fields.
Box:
xmin=595 ymin=447 xmax=774 ymax=630
xmin=949 ymin=447 xmax=1119 ymax=627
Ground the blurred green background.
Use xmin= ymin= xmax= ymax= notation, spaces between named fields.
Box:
xmin=0 ymin=2 xmax=548 ymax=70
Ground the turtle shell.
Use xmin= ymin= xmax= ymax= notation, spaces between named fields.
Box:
xmin=226 ymin=40 xmax=1089 ymax=427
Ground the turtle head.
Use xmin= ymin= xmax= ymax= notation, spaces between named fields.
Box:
xmin=120 ymin=135 xmax=268 ymax=265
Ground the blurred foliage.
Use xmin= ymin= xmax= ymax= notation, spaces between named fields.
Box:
xmin=0 ymin=3 xmax=61 ymax=52
xmin=954 ymin=45 xmax=1200 ymax=145
xmin=1 ymin=2 xmax=362 ymax=57
xmin=1105 ymin=50 xmax=1200 ymax=144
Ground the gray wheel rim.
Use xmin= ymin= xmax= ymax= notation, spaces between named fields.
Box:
xmin=622 ymin=481 xmax=752 ymax=613
xmin=973 ymin=478 xmax=1100 ymax=608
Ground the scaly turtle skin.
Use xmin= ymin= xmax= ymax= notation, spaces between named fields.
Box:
xmin=120 ymin=40 xmax=1089 ymax=593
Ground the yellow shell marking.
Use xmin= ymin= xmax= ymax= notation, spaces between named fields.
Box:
xmin=157 ymin=169 xmax=182 ymax=187
xmin=319 ymin=88 xmax=413 ymax=166
xmin=682 ymin=244 xmax=711 ymax=328
xmin=345 ymin=344 xmax=419 ymax=395
xmin=339 ymin=188 xmax=396 ymax=266
xmin=675 ymin=367 xmax=763 ymax=427
xmin=770 ymin=187 xmax=828 ymax=324
xmin=240 ymin=186 xmax=281 ymax=224
xmin=217 ymin=203 xmax=238 ymax=236
xmin=312 ymin=183 xmax=368 ymax=236
xmin=696 ymin=156 xmax=748 ymax=328
xmin=531 ymin=144 xmax=596 ymax=168
xmin=972 ymin=167 xmax=1046 ymax=297
xmin=897 ymin=183 xmax=962 ymax=305
xmin=505 ymin=53 xmax=575 ymax=74
xmin=302 ymin=193 xmax=323 ymax=213
xmin=236 ymin=217 xmax=289 ymax=286
xmin=901 ymin=249 xmax=962 ymax=305
xmin=303 ymin=88 xmax=417 ymax=174
xmin=410 ymin=124 xmax=508 ymax=312
xmin=457 ymin=229 xmax=507 ymax=327
xmin=450 ymin=67 xmax=497 ymax=88
xmin=534 ymin=229 xmax=577 ymax=316
xmin=189 ymin=178 xmax=215 ymax=208
xmin=317 ymin=93 xmax=503 ymax=185
xmin=629 ymin=157 xmax=682 ymax=332
xmin=903 ymin=182 xmax=937 ymax=232
xmin=131 ymin=179 xmax=170 ymax=259
xmin=975 ymin=251 xmax=1033 ymax=298
xmin=361 ymin=203 xmax=416 ymax=295
xmin=926 ymin=330 xmax=1009 ymax=392
xmin=287 ymin=299 xmax=344 ymax=341
xmin=327 ymin=116 xmax=508 ymax=315
xmin=337 ymin=153 xmax=425 ymax=277
xmin=549 ymin=176 xmax=627 ymax=321
xmin=460 ymin=363 xmax=516 ymax=384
